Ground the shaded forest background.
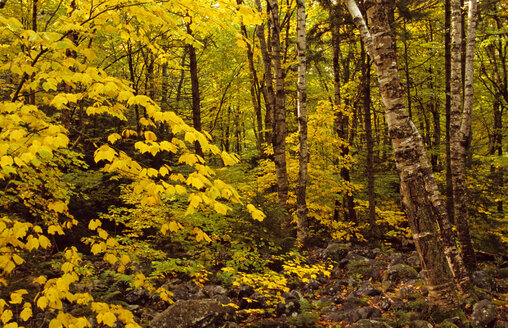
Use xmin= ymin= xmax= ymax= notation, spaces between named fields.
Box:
xmin=0 ymin=0 xmax=506 ymax=327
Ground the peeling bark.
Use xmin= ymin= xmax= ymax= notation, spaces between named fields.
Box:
xmin=345 ymin=0 xmax=461 ymax=310
xmin=296 ymin=0 xmax=308 ymax=245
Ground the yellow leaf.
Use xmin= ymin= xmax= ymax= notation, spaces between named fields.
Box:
xmin=214 ymin=202 xmax=230 ymax=215
xmin=12 ymin=254 xmax=24 ymax=265
xmin=0 ymin=155 xmax=13 ymax=168
xmin=91 ymin=242 xmax=104 ymax=255
xmin=33 ymin=276 xmax=47 ymax=285
xmin=144 ymin=131 xmax=157 ymax=141
xmin=4 ymin=322 xmax=18 ymax=328
xmin=107 ymin=133 xmax=122 ymax=144
xmin=9 ymin=290 xmax=27 ymax=304
xmin=48 ymin=224 xmax=64 ymax=235
xmin=37 ymin=296 xmax=48 ymax=310
xmin=100 ymin=312 xmax=117 ymax=327
xmin=104 ymin=253 xmax=118 ymax=265
xmin=98 ymin=228 xmax=108 ymax=239
xmin=39 ymin=235 xmax=51 ymax=249
xmin=88 ymin=219 xmax=101 ymax=230
xmin=120 ymin=254 xmax=130 ymax=265
xmin=159 ymin=166 xmax=169 ymax=177
xmin=48 ymin=201 xmax=67 ymax=213
xmin=221 ymin=151 xmax=239 ymax=166
xmin=20 ymin=304 xmax=32 ymax=321
xmin=0 ymin=309 xmax=12 ymax=324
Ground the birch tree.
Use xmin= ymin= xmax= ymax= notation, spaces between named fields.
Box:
xmin=450 ymin=0 xmax=478 ymax=271
xmin=344 ymin=0 xmax=466 ymax=309
xmin=296 ymin=0 xmax=308 ymax=245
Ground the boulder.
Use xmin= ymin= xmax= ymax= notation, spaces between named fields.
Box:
xmin=471 ymin=299 xmax=498 ymax=328
xmin=326 ymin=307 xmax=382 ymax=323
xmin=385 ymin=264 xmax=418 ymax=282
xmin=323 ymin=242 xmax=350 ymax=261
xmin=409 ymin=320 xmax=433 ymax=328
xmin=352 ymin=319 xmax=393 ymax=328
xmin=149 ymin=300 xmax=236 ymax=328
xmin=472 ymin=270 xmax=497 ymax=292
xmin=389 ymin=253 xmax=406 ymax=266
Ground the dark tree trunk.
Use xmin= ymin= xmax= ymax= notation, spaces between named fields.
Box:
xmin=187 ymin=22 xmax=204 ymax=158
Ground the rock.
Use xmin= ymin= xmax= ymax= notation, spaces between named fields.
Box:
xmin=472 ymin=270 xmax=498 ymax=291
xmin=170 ymin=282 xmax=202 ymax=301
xmin=237 ymin=284 xmax=255 ymax=299
xmin=356 ymin=282 xmax=382 ymax=297
xmin=125 ymin=288 xmax=152 ymax=305
xmin=325 ymin=280 xmax=348 ymax=295
xmin=323 ymin=242 xmax=350 ymax=261
xmin=304 ymin=278 xmax=321 ymax=291
xmin=350 ymin=248 xmax=380 ymax=259
xmin=253 ymin=318 xmax=288 ymax=328
xmin=343 ymin=294 xmax=368 ymax=311
xmin=326 ymin=307 xmax=382 ymax=323
xmin=204 ymin=285 xmax=227 ymax=297
xmin=352 ymin=319 xmax=393 ymax=328
xmin=442 ymin=316 xmax=467 ymax=328
xmin=496 ymin=267 xmax=508 ymax=279
xmin=406 ymin=252 xmax=421 ymax=267
xmin=149 ymin=300 xmax=236 ymax=328
xmin=389 ymin=252 xmax=405 ymax=266
xmin=385 ymin=264 xmax=418 ymax=282
xmin=409 ymin=320 xmax=433 ymax=328
xmin=275 ymin=297 xmax=300 ymax=316
xmin=379 ymin=299 xmax=391 ymax=311
xmin=471 ymin=299 xmax=498 ymax=328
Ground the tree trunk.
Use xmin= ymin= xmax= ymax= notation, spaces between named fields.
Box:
xmin=296 ymin=0 xmax=308 ymax=246
xmin=360 ymin=41 xmax=377 ymax=238
xmin=345 ymin=0 xmax=460 ymax=310
xmin=187 ymin=21 xmax=204 ymax=158
xmin=267 ymin=0 xmax=289 ymax=206
xmin=330 ymin=4 xmax=356 ymax=223
xmin=450 ymin=0 xmax=477 ymax=271
xmin=241 ymin=25 xmax=264 ymax=151
xmin=445 ymin=0 xmax=454 ymax=225
xmin=254 ymin=0 xmax=275 ymax=146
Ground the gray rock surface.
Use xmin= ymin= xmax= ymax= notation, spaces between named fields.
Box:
xmin=471 ymin=299 xmax=498 ymax=328
xmin=149 ymin=300 xmax=236 ymax=328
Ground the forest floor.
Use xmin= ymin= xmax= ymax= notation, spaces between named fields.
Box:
xmin=87 ymin=242 xmax=508 ymax=328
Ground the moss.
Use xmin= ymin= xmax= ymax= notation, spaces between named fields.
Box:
xmin=288 ymin=311 xmax=318 ymax=327
xmin=439 ymin=322 xmax=459 ymax=328
xmin=430 ymin=308 xmax=466 ymax=324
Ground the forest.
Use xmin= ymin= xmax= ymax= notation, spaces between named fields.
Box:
xmin=0 ymin=0 xmax=506 ymax=327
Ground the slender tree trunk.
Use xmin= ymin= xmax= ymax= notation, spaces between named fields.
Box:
xmin=330 ymin=4 xmax=356 ymax=223
xmin=242 ymin=25 xmax=264 ymax=150
xmin=450 ymin=0 xmax=477 ymax=271
xmin=345 ymin=0 xmax=461 ymax=310
xmin=267 ymin=0 xmax=289 ymax=206
xmin=445 ymin=0 xmax=454 ymax=225
xmin=296 ymin=0 xmax=308 ymax=245
xmin=361 ymin=41 xmax=377 ymax=237
xmin=254 ymin=0 xmax=275 ymax=146
xmin=187 ymin=21 xmax=204 ymax=158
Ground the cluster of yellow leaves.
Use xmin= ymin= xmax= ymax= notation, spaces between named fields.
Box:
xmin=229 ymin=269 xmax=289 ymax=307
xmin=0 ymin=103 xmax=69 ymax=178
xmin=282 ymin=258 xmax=331 ymax=283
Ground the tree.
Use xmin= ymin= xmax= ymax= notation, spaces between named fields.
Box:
xmin=345 ymin=0 xmax=463 ymax=309
xmin=296 ymin=0 xmax=308 ymax=245
xmin=450 ymin=0 xmax=478 ymax=271
xmin=267 ymin=0 xmax=290 ymax=207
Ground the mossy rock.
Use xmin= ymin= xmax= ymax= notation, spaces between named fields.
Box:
xmin=439 ymin=322 xmax=459 ymax=328
xmin=287 ymin=311 xmax=318 ymax=327
xmin=385 ymin=264 xmax=418 ymax=282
